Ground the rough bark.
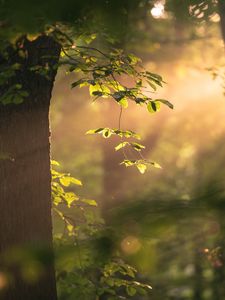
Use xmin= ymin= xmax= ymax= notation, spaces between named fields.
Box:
xmin=0 ymin=35 xmax=60 ymax=300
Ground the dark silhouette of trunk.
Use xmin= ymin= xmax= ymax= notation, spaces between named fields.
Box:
xmin=212 ymin=218 xmax=225 ymax=300
xmin=218 ymin=0 xmax=225 ymax=44
xmin=0 ymin=35 xmax=60 ymax=300
xmin=193 ymin=248 xmax=203 ymax=300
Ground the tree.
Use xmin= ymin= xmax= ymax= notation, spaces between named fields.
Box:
xmin=0 ymin=2 xmax=170 ymax=299
xmin=0 ymin=34 xmax=61 ymax=300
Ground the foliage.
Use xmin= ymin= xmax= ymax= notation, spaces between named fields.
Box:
xmin=0 ymin=25 xmax=173 ymax=173
xmin=51 ymin=160 xmax=152 ymax=299
xmin=207 ymin=63 xmax=225 ymax=95
xmin=165 ymin=0 xmax=218 ymax=23
xmin=57 ymin=33 xmax=173 ymax=173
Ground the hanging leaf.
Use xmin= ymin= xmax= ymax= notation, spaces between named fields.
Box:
xmin=147 ymin=80 xmax=157 ymax=91
xmin=89 ymin=84 xmax=110 ymax=97
xmin=92 ymin=91 xmax=103 ymax=97
xmin=86 ymin=128 xmax=105 ymax=135
xmin=115 ymin=142 xmax=129 ymax=151
xmin=70 ymin=177 xmax=82 ymax=186
xmin=112 ymin=91 xmax=126 ymax=101
xmin=102 ymin=128 xmax=112 ymax=138
xmin=60 ymin=176 xmax=82 ymax=187
xmin=71 ymin=79 xmax=86 ymax=88
xmin=147 ymin=101 xmax=161 ymax=113
xmin=118 ymin=98 xmax=128 ymax=108
xmin=150 ymin=162 xmax=162 ymax=169
xmin=81 ymin=199 xmax=97 ymax=206
xmin=155 ymin=99 xmax=174 ymax=109
xmin=60 ymin=177 xmax=71 ymax=187
xmin=66 ymin=223 xmax=74 ymax=232
xmin=64 ymin=192 xmax=79 ymax=207
xmin=136 ymin=163 xmax=147 ymax=174
xmin=120 ymin=159 xmax=136 ymax=167
xmin=51 ymin=160 xmax=60 ymax=166
xmin=131 ymin=142 xmax=145 ymax=151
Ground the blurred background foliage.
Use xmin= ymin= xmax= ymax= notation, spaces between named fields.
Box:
xmin=49 ymin=1 xmax=225 ymax=299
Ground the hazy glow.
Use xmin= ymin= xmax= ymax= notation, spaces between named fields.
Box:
xmin=121 ymin=235 xmax=141 ymax=254
xmin=0 ymin=272 xmax=7 ymax=290
xmin=151 ymin=3 xmax=164 ymax=19
xmin=211 ymin=13 xmax=220 ymax=23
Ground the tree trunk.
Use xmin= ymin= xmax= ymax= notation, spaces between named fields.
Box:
xmin=0 ymin=35 xmax=60 ymax=300
xmin=193 ymin=248 xmax=203 ymax=300
xmin=218 ymin=0 xmax=225 ymax=43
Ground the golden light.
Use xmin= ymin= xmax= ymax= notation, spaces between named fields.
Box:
xmin=121 ymin=235 xmax=141 ymax=255
xmin=151 ymin=3 xmax=165 ymax=19
xmin=0 ymin=272 xmax=8 ymax=290
xmin=211 ymin=13 xmax=220 ymax=23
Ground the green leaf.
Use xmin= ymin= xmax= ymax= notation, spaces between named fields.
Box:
xmin=13 ymin=96 xmax=24 ymax=104
xmin=71 ymin=79 xmax=86 ymax=88
xmin=121 ymin=130 xmax=141 ymax=140
xmin=51 ymin=160 xmax=60 ymax=166
xmin=155 ymin=99 xmax=173 ymax=109
xmin=147 ymin=101 xmax=161 ymax=113
xmin=118 ymin=98 xmax=128 ymax=108
xmin=60 ymin=176 xmax=82 ymax=187
xmin=53 ymin=196 xmax=62 ymax=206
xmin=19 ymin=91 xmax=29 ymax=97
xmin=89 ymin=84 xmax=101 ymax=96
xmin=67 ymin=223 xmax=74 ymax=232
xmin=1 ymin=95 xmax=13 ymax=105
xmin=59 ymin=177 xmax=71 ymax=187
xmin=150 ymin=162 xmax=162 ymax=169
xmin=136 ymin=163 xmax=147 ymax=174
xmin=120 ymin=159 xmax=136 ymax=167
xmin=64 ymin=192 xmax=79 ymax=207
xmin=70 ymin=177 xmax=82 ymax=186
xmin=81 ymin=199 xmax=97 ymax=206
xmin=115 ymin=142 xmax=129 ymax=151
xmin=112 ymin=91 xmax=126 ymax=101
xmin=89 ymin=84 xmax=110 ymax=97
xmin=92 ymin=91 xmax=103 ymax=96
xmin=126 ymin=286 xmax=137 ymax=296
xmin=131 ymin=142 xmax=145 ymax=151
xmin=102 ymin=128 xmax=112 ymax=138
xmin=147 ymin=81 xmax=157 ymax=91
xmin=135 ymin=97 xmax=145 ymax=104
xmin=86 ymin=128 xmax=104 ymax=134
xmin=127 ymin=53 xmax=140 ymax=65
xmin=147 ymin=72 xmax=163 ymax=81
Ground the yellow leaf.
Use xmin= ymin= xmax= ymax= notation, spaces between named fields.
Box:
xmin=136 ymin=164 xmax=147 ymax=174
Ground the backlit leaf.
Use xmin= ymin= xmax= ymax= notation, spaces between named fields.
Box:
xmin=81 ymin=199 xmax=97 ymax=206
xmin=155 ymin=99 xmax=174 ymax=109
xmin=115 ymin=142 xmax=129 ymax=151
xmin=118 ymin=98 xmax=128 ymax=108
xmin=147 ymin=101 xmax=161 ymax=113
xmin=51 ymin=160 xmax=60 ymax=166
xmin=136 ymin=163 xmax=147 ymax=174
xmin=102 ymin=129 xmax=112 ymax=138
xmin=150 ymin=162 xmax=162 ymax=169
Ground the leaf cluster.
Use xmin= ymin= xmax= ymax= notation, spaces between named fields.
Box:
xmin=52 ymin=160 xmax=152 ymax=300
xmin=61 ymin=41 xmax=173 ymax=112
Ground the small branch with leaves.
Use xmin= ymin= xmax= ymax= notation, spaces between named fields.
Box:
xmin=55 ymin=32 xmax=173 ymax=173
